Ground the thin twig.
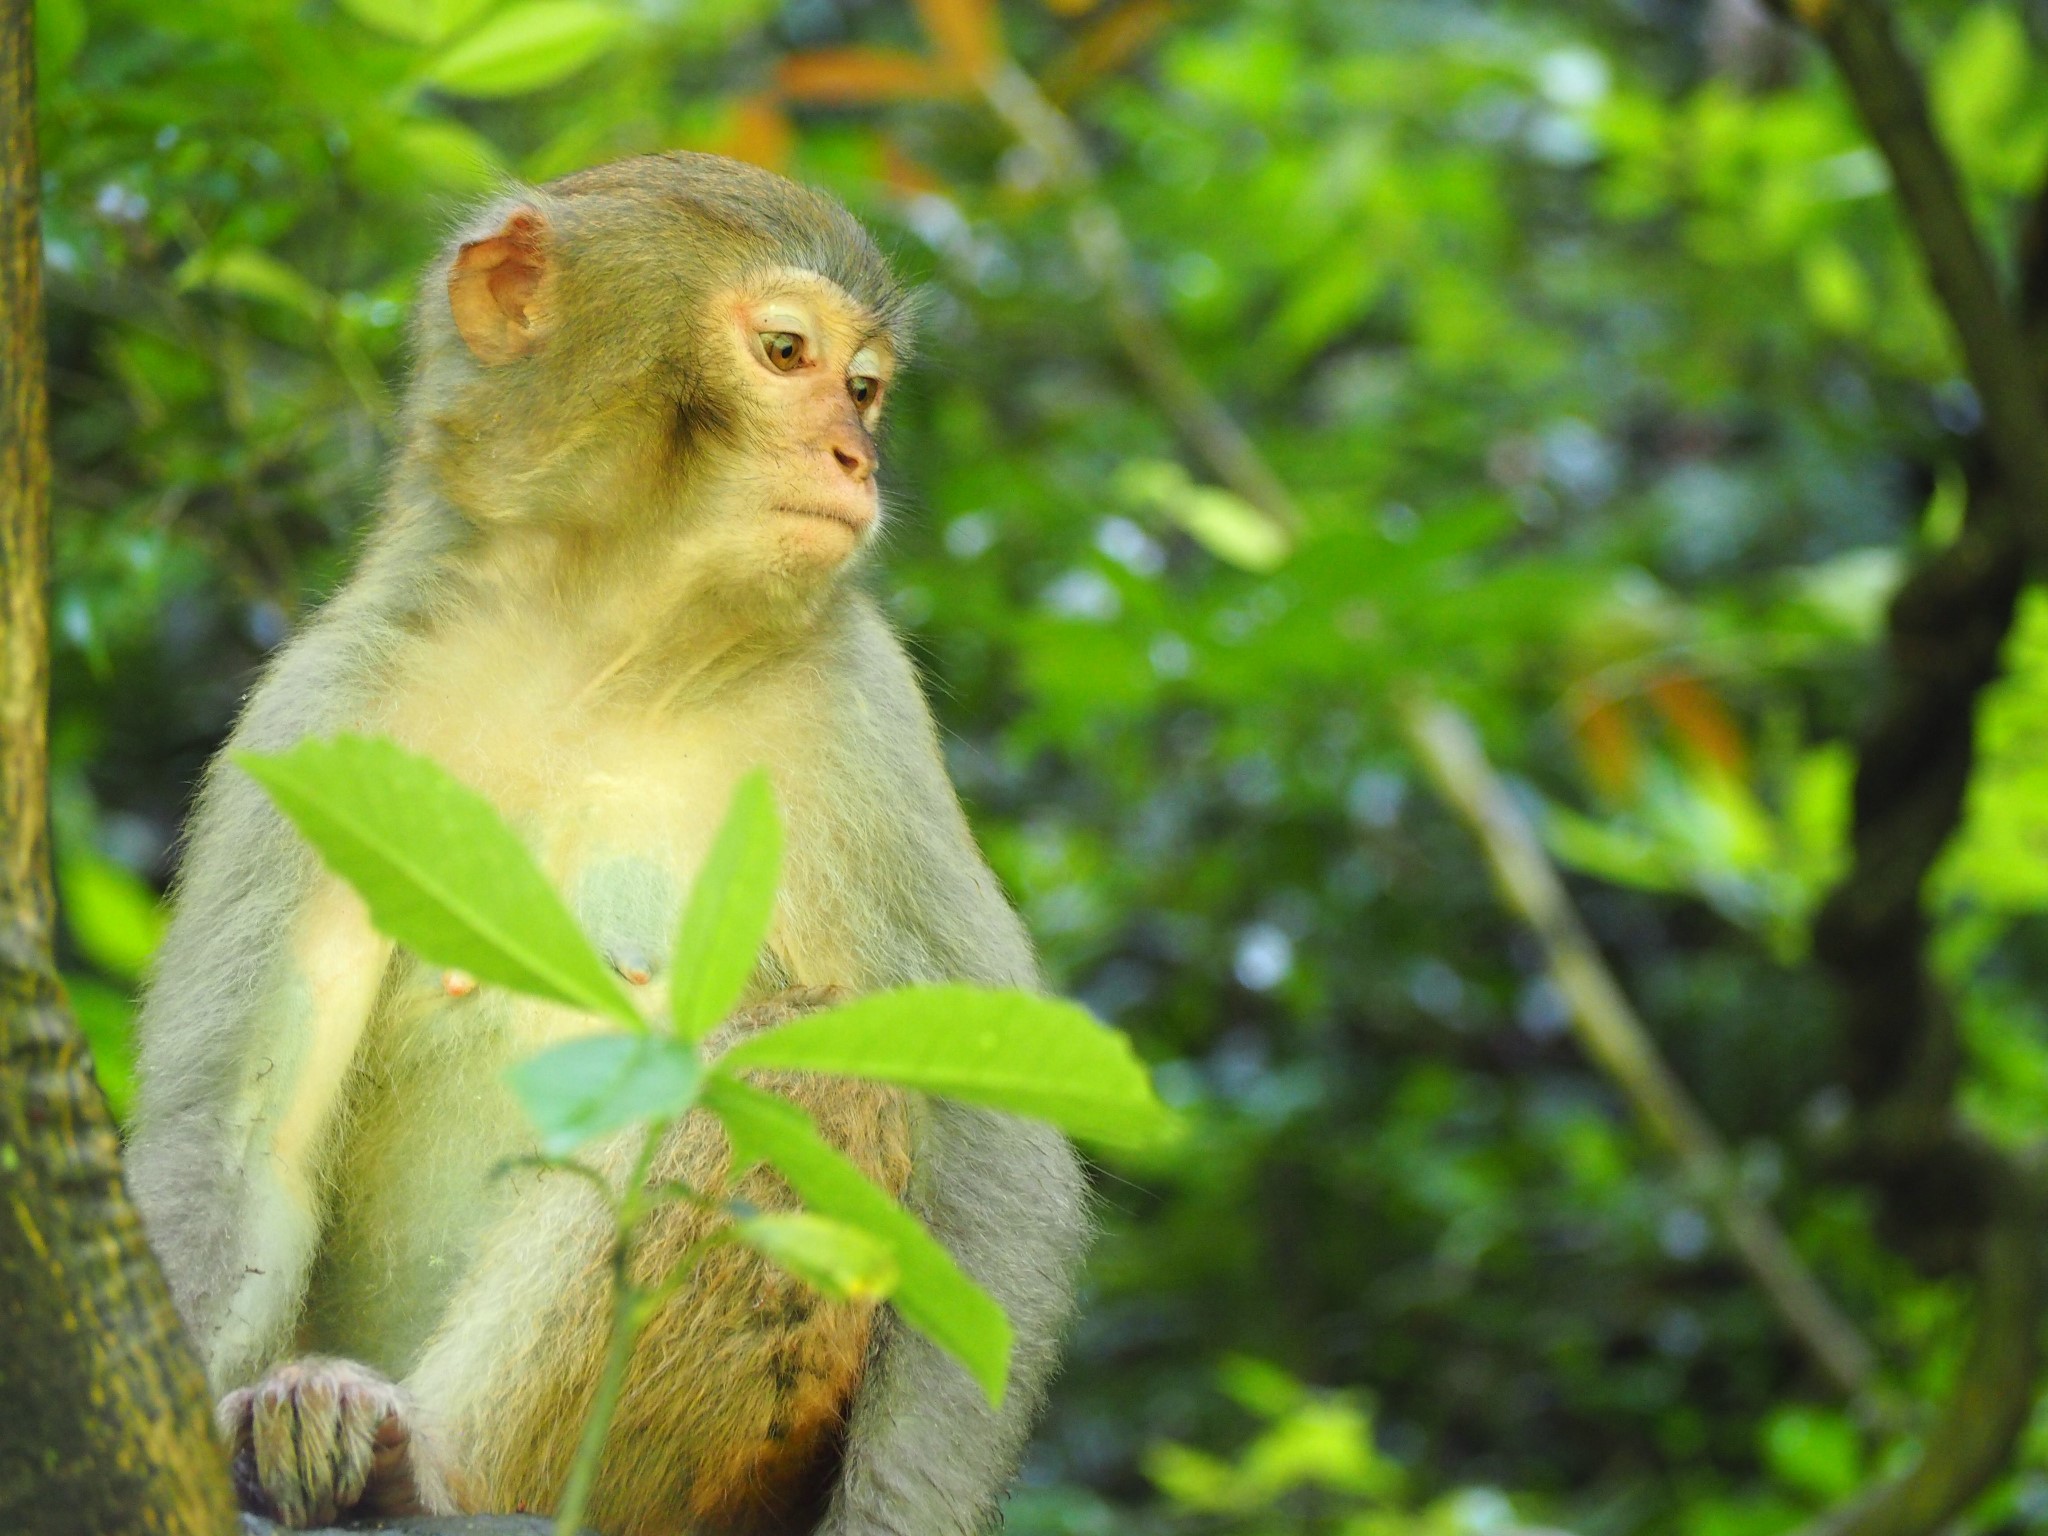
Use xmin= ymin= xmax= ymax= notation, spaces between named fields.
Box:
xmin=976 ymin=62 xmax=1303 ymax=540
xmin=1401 ymin=697 xmax=1881 ymax=1402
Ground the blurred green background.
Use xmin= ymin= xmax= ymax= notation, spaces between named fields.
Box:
xmin=34 ymin=0 xmax=2048 ymax=1531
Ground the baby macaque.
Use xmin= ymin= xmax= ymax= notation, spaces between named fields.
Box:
xmin=126 ymin=153 xmax=1088 ymax=1536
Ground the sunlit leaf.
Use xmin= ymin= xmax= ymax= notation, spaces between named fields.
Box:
xmin=706 ymin=1077 xmax=1011 ymax=1403
xmin=57 ymin=848 xmax=164 ymax=981
xmin=911 ymin=0 xmax=1000 ymax=76
xmin=1646 ymin=673 xmax=1747 ymax=777
xmin=1115 ymin=460 xmax=1290 ymax=573
xmin=236 ymin=735 xmax=640 ymax=1029
xmin=711 ymin=93 xmax=795 ymax=172
xmin=721 ymin=984 xmax=1176 ymax=1149
xmin=1762 ymin=1407 xmax=1861 ymax=1503
xmin=669 ymin=770 xmax=782 ymax=1042
xmin=733 ymin=1212 xmax=900 ymax=1301
xmin=425 ymin=1 xmax=632 ymax=98
xmin=339 ymin=0 xmax=495 ymax=45
xmin=509 ymin=1032 xmax=703 ymax=1156
xmin=776 ymin=48 xmax=963 ymax=104
xmin=396 ymin=117 xmax=506 ymax=190
xmin=175 ymin=249 xmax=329 ymax=319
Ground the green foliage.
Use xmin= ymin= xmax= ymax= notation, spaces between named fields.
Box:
xmin=732 ymin=1212 xmax=901 ymax=1302
xmin=508 ymin=1033 xmax=705 ymax=1156
xmin=722 ymin=983 xmax=1180 ymax=1148
xmin=708 ymin=1074 xmax=1016 ymax=1403
xmin=47 ymin=0 xmax=2048 ymax=1529
xmin=668 ymin=769 xmax=782 ymax=1042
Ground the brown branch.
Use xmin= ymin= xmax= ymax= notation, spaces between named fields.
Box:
xmin=1741 ymin=7 xmax=2048 ymax=1534
xmin=1403 ymin=699 xmax=1882 ymax=1402
xmin=1769 ymin=0 xmax=2048 ymax=553
xmin=0 ymin=2 xmax=238 ymax=1529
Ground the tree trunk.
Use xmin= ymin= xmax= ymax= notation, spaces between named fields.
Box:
xmin=0 ymin=1 xmax=240 ymax=1530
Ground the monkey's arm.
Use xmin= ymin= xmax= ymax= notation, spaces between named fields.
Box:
xmin=820 ymin=1102 xmax=1089 ymax=1536
xmin=127 ymin=610 xmax=396 ymax=1395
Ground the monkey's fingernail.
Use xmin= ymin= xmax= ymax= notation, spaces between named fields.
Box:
xmin=608 ymin=950 xmax=653 ymax=986
xmin=443 ymin=969 xmax=478 ymax=998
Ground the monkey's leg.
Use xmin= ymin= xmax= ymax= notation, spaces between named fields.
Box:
xmin=404 ymin=990 xmax=913 ymax=1535
xmin=817 ymin=1104 xmax=1090 ymax=1536
xmin=218 ymin=1356 xmax=456 ymax=1528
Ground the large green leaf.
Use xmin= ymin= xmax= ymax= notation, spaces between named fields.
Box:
xmin=719 ymin=984 xmax=1177 ymax=1149
xmin=424 ymin=1 xmax=632 ymax=98
xmin=236 ymin=735 xmax=640 ymax=1029
xmin=705 ymin=1077 xmax=1012 ymax=1404
xmin=509 ymin=1032 xmax=703 ymax=1156
xmin=339 ymin=0 xmax=496 ymax=44
xmin=733 ymin=1213 xmax=900 ymax=1302
xmin=670 ymin=771 xmax=783 ymax=1042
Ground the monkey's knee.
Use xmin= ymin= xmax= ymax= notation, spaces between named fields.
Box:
xmin=218 ymin=1356 xmax=455 ymax=1528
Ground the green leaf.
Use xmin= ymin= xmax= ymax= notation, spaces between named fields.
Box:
xmin=394 ymin=118 xmax=506 ymax=191
xmin=57 ymin=849 xmax=165 ymax=981
xmin=720 ymin=984 xmax=1177 ymax=1149
xmin=508 ymin=1032 xmax=703 ymax=1156
xmin=670 ymin=771 xmax=783 ymax=1042
xmin=424 ymin=1 xmax=632 ymax=98
xmin=65 ymin=974 xmax=136 ymax=1123
xmin=705 ymin=1076 xmax=1012 ymax=1404
xmin=1762 ymin=1407 xmax=1862 ymax=1503
xmin=235 ymin=735 xmax=639 ymax=1029
xmin=1115 ymin=459 xmax=1290 ymax=573
xmin=35 ymin=0 xmax=86 ymax=78
xmin=340 ymin=0 xmax=496 ymax=44
xmin=733 ymin=1212 xmax=900 ymax=1301
xmin=174 ymin=249 xmax=329 ymax=320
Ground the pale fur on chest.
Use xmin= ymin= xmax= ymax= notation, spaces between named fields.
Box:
xmin=299 ymin=595 xmax=864 ymax=1377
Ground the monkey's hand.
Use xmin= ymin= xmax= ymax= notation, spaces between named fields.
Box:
xmin=216 ymin=1356 xmax=456 ymax=1527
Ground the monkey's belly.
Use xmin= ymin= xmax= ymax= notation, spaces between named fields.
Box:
xmin=464 ymin=1073 xmax=916 ymax=1536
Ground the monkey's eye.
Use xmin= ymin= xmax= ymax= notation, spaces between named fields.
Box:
xmin=848 ymin=375 xmax=882 ymax=410
xmin=759 ymin=331 xmax=807 ymax=371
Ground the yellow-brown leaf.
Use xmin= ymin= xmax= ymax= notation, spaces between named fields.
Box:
xmin=776 ymin=48 xmax=965 ymax=103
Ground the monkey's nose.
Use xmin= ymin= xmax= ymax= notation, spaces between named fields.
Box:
xmin=828 ymin=434 xmax=875 ymax=484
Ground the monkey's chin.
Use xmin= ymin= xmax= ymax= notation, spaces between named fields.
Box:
xmin=776 ymin=505 xmax=871 ymax=566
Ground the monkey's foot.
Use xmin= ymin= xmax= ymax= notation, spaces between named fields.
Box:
xmin=218 ymin=1357 xmax=456 ymax=1528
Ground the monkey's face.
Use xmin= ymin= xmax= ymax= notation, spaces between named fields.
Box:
xmin=436 ymin=162 xmax=913 ymax=606
xmin=683 ymin=267 xmax=895 ymax=581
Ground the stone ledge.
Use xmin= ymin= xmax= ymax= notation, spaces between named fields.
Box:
xmin=241 ymin=1518 xmax=586 ymax=1535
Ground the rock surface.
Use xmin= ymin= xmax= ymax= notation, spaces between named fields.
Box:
xmin=241 ymin=1518 xmax=580 ymax=1535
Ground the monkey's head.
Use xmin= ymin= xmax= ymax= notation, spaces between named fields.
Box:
xmin=411 ymin=153 xmax=915 ymax=602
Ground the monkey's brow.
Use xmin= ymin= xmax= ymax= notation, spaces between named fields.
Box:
xmin=851 ymin=322 xmax=897 ymax=361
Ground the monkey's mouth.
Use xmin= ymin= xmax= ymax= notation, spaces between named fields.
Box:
xmin=779 ymin=503 xmax=874 ymax=535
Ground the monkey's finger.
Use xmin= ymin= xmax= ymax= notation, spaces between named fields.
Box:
xmin=251 ymin=1381 xmax=320 ymax=1528
xmin=364 ymin=1414 xmax=426 ymax=1516
xmin=328 ymin=1386 xmax=388 ymax=1513
xmin=287 ymin=1374 xmax=346 ymax=1528
xmin=213 ymin=1385 xmax=256 ymax=1446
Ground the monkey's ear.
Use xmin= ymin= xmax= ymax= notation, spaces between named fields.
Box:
xmin=449 ymin=208 xmax=555 ymax=366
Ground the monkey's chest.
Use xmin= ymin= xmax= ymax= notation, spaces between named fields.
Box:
xmin=300 ymin=715 xmax=801 ymax=1376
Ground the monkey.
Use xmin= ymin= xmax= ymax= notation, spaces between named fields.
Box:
xmin=123 ymin=152 xmax=1091 ymax=1536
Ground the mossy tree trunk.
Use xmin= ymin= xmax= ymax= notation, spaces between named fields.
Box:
xmin=0 ymin=1 xmax=240 ymax=1530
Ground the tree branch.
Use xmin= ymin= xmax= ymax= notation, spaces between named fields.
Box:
xmin=1402 ymin=699 xmax=1881 ymax=1403
xmin=0 ymin=2 xmax=238 ymax=1528
xmin=1766 ymin=0 xmax=2048 ymax=551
